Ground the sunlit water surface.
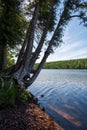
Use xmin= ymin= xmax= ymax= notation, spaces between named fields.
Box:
xmin=28 ymin=69 xmax=87 ymax=130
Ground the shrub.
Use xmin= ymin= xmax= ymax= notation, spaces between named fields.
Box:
xmin=0 ymin=78 xmax=33 ymax=109
xmin=15 ymin=85 xmax=32 ymax=104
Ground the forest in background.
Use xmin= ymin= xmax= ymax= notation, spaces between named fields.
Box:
xmin=35 ymin=58 xmax=87 ymax=69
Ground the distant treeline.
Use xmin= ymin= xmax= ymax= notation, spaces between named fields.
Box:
xmin=35 ymin=58 xmax=87 ymax=69
xmin=43 ymin=58 xmax=87 ymax=69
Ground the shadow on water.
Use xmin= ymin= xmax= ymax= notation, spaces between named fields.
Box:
xmin=46 ymin=104 xmax=87 ymax=130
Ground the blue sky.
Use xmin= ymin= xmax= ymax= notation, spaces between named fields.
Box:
xmin=46 ymin=18 xmax=87 ymax=62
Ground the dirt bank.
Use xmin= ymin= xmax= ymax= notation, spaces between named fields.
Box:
xmin=0 ymin=101 xmax=64 ymax=130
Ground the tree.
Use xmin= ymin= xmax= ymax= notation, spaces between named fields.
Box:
xmin=0 ymin=0 xmax=26 ymax=70
xmin=0 ymin=0 xmax=87 ymax=88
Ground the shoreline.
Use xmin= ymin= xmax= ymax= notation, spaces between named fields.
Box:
xmin=0 ymin=93 xmax=63 ymax=130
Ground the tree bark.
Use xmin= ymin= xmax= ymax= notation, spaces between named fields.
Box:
xmin=29 ymin=24 xmax=48 ymax=71
xmin=24 ymin=2 xmax=40 ymax=71
xmin=0 ymin=43 xmax=7 ymax=70
xmin=0 ymin=44 xmax=3 ymax=70
xmin=2 ymin=43 xmax=7 ymax=70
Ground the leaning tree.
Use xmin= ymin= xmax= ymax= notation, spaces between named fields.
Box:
xmin=0 ymin=0 xmax=87 ymax=88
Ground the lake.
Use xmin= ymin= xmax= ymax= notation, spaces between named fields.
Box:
xmin=28 ymin=69 xmax=87 ymax=130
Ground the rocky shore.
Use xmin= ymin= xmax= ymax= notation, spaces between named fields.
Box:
xmin=0 ymin=99 xmax=63 ymax=130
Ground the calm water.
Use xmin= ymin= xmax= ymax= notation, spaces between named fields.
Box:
xmin=28 ymin=69 xmax=87 ymax=130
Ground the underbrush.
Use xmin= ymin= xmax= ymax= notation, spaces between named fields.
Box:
xmin=0 ymin=78 xmax=33 ymax=109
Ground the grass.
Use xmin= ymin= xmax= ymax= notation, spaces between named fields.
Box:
xmin=0 ymin=78 xmax=33 ymax=109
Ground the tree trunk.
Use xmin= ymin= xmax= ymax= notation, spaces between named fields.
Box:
xmin=16 ymin=26 xmax=30 ymax=65
xmin=24 ymin=2 xmax=40 ymax=71
xmin=2 ymin=43 xmax=7 ymax=70
xmin=13 ymin=2 xmax=40 ymax=85
xmin=29 ymin=25 xmax=48 ymax=71
xmin=24 ymin=50 xmax=50 ymax=87
xmin=0 ymin=43 xmax=7 ymax=70
xmin=0 ymin=44 xmax=3 ymax=70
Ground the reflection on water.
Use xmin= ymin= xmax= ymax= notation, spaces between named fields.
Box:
xmin=28 ymin=69 xmax=87 ymax=130
xmin=48 ymin=104 xmax=82 ymax=127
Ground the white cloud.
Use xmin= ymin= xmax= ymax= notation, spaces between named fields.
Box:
xmin=47 ymin=38 xmax=87 ymax=62
xmin=58 ymin=41 xmax=81 ymax=53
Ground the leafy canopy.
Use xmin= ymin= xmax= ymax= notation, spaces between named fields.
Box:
xmin=0 ymin=0 xmax=26 ymax=47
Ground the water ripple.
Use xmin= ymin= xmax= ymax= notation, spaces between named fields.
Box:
xmin=28 ymin=69 xmax=87 ymax=130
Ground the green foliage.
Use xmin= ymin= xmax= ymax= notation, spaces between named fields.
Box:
xmin=0 ymin=79 xmax=15 ymax=108
xmin=38 ymin=0 xmax=57 ymax=31
xmin=7 ymin=49 xmax=17 ymax=67
xmin=35 ymin=58 xmax=87 ymax=69
xmin=15 ymin=85 xmax=32 ymax=104
xmin=0 ymin=0 xmax=26 ymax=47
xmin=0 ymin=0 xmax=26 ymax=70
xmin=0 ymin=78 xmax=33 ymax=109
xmin=27 ymin=0 xmax=60 ymax=32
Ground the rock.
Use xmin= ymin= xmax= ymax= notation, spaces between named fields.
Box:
xmin=41 ymin=94 xmax=44 ymax=97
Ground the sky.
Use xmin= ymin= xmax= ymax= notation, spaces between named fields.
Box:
xmin=46 ymin=19 xmax=87 ymax=62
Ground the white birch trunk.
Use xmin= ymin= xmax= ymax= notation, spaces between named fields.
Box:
xmin=14 ymin=2 xmax=40 ymax=85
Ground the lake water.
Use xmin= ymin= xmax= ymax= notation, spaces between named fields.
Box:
xmin=28 ymin=69 xmax=87 ymax=130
